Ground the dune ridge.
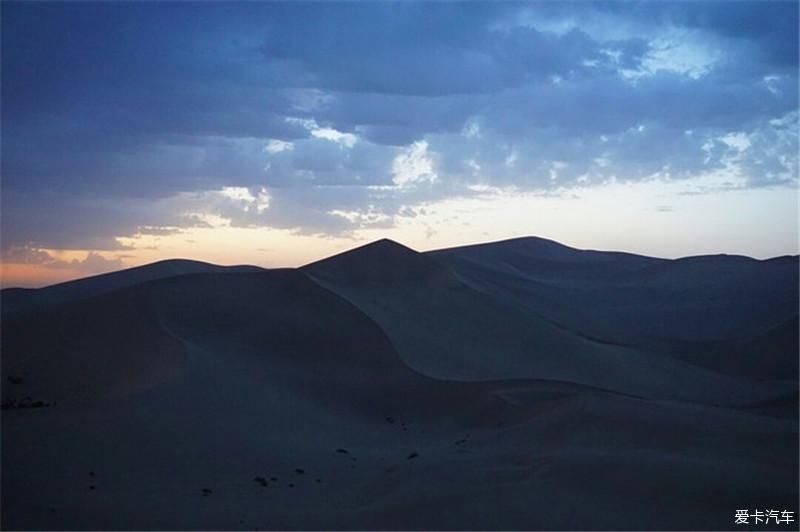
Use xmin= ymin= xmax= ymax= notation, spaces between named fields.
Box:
xmin=2 ymin=237 xmax=797 ymax=530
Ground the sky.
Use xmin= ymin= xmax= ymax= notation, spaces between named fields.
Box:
xmin=1 ymin=1 xmax=798 ymax=287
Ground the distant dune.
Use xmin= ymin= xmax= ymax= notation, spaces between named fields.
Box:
xmin=2 ymin=237 xmax=797 ymax=530
xmin=1 ymin=259 xmax=266 ymax=315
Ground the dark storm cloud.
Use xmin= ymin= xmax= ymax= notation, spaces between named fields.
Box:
xmin=1 ymin=1 xmax=797 ymax=251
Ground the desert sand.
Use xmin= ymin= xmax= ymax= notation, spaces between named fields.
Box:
xmin=2 ymin=237 xmax=797 ymax=530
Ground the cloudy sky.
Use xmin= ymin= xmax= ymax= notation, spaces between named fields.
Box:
xmin=2 ymin=1 xmax=798 ymax=286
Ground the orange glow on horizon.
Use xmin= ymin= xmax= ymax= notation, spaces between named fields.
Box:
xmin=0 ymin=263 xmax=90 ymax=289
xmin=2 ymin=182 xmax=796 ymax=289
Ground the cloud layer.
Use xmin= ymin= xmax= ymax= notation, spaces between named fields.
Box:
xmin=2 ymin=1 xmax=797 ymax=253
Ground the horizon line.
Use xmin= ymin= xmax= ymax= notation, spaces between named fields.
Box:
xmin=3 ymin=234 xmax=798 ymax=292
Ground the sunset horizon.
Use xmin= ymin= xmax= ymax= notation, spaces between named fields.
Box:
xmin=3 ymin=227 xmax=798 ymax=289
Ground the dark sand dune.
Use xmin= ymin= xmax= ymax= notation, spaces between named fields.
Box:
xmin=662 ymin=315 xmax=800 ymax=384
xmin=306 ymin=238 xmax=459 ymax=286
xmin=2 ymin=287 xmax=188 ymax=404
xmin=306 ymin=239 xmax=795 ymax=407
xmin=1 ymin=258 xmax=265 ymax=315
xmin=430 ymin=237 xmax=797 ymax=342
xmin=2 ymin=267 xmax=606 ymax=423
xmin=2 ymin=237 xmax=797 ymax=530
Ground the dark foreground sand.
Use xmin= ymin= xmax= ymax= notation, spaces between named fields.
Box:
xmin=2 ymin=237 xmax=797 ymax=530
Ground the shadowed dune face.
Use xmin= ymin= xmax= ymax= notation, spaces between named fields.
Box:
xmin=2 ymin=269 xmax=409 ymax=407
xmin=306 ymin=238 xmax=460 ymax=287
xmin=304 ymin=238 xmax=798 ymax=408
xmin=1 ymin=268 xmax=528 ymax=422
xmin=2 ymin=290 xmax=189 ymax=403
xmin=2 ymin=237 xmax=798 ymax=530
xmin=430 ymin=237 xmax=798 ymax=343
xmin=136 ymin=269 xmax=445 ymax=419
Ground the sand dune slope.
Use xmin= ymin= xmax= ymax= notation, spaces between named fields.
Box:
xmin=1 ymin=259 xmax=265 ymax=315
xmin=306 ymin=239 xmax=795 ymax=407
xmin=429 ymin=237 xmax=798 ymax=343
xmin=2 ymin=239 xmax=797 ymax=530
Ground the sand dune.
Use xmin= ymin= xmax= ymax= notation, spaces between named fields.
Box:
xmin=2 ymin=259 xmax=265 ymax=315
xmin=2 ymin=237 xmax=797 ymax=530
xmin=429 ymin=237 xmax=798 ymax=342
xmin=306 ymin=239 xmax=795 ymax=407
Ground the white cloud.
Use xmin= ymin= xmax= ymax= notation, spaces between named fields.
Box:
xmin=720 ymin=132 xmax=751 ymax=152
xmin=219 ymin=186 xmax=271 ymax=214
xmin=286 ymin=116 xmax=359 ymax=148
xmin=265 ymin=139 xmax=294 ymax=155
xmin=392 ymin=140 xmax=438 ymax=187
xmin=329 ymin=205 xmax=393 ymax=226
xmin=311 ymin=127 xmax=358 ymax=148
xmin=285 ymin=117 xmax=318 ymax=130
